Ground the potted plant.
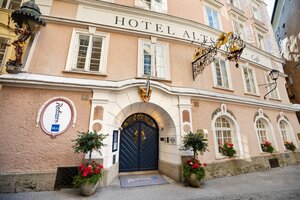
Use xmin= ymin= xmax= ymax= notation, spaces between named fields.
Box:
xmin=284 ymin=141 xmax=296 ymax=152
xmin=72 ymin=130 xmax=107 ymax=196
xmin=220 ymin=142 xmax=236 ymax=158
xmin=180 ymin=129 xmax=208 ymax=187
xmin=261 ymin=141 xmax=274 ymax=153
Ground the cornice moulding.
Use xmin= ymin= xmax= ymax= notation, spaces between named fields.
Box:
xmin=0 ymin=73 xmax=299 ymax=112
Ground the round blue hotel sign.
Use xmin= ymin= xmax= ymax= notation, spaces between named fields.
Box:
xmin=40 ymin=98 xmax=74 ymax=138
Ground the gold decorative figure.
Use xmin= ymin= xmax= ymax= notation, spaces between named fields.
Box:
xmin=139 ymin=87 xmax=152 ymax=102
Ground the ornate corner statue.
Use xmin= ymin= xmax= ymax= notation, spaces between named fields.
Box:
xmin=192 ymin=32 xmax=246 ymax=80
xmin=5 ymin=0 xmax=45 ymax=74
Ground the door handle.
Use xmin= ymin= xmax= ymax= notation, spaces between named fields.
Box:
xmin=141 ymin=130 xmax=146 ymax=145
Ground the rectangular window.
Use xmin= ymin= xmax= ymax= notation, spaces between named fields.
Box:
xmin=0 ymin=37 xmax=8 ymax=67
xmin=206 ymin=6 xmax=220 ymax=30
xmin=232 ymin=14 xmax=246 ymax=40
xmin=252 ymin=5 xmax=261 ymax=21
xmin=257 ymin=33 xmax=265 ymax=50
xmin=1 ymin=0 xmax=21 ymax=9
xmin=242 ymin=67 xmax=257 ymax=94
xmin=213 ymin=58 xmax=229 ymax=88
xmin=66 ymin=29 xmax=109 ymax=74
xmin=265 ymin=74 xmax=279 ymax=99
xmin=135 ymin=0 xmax=167 ymax=13
xmin=138 ymin=39 xmax=169 ymax=79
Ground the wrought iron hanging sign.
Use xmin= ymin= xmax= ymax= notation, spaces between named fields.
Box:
xmin=192 ymin=32 xmax=246 ymax=80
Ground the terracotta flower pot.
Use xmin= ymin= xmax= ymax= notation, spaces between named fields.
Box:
xmin=79 ymin=181 xmax=99 ymax=196
xmin=187 ymin=173 xmax=203 ymax=187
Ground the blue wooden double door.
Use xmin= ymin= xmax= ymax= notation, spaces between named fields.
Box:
xmin=119 ymin=113 xmax=158 ymax=172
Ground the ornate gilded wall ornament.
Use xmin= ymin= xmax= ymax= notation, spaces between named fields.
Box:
xmin=192 ymin=32 xmax=246 ymax=80
xmin=139 ymin=87 xmax=152 ymax=102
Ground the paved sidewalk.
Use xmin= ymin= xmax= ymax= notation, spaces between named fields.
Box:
xmin=0 ymin=165 xmax=300 ymax=200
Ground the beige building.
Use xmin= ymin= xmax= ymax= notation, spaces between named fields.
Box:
xmin=0 ymin=0 xmax=299 ymax=192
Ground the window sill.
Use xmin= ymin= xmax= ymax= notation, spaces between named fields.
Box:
xmin=63 ymin=70 xmax=107 ymax=77
xmin=268 ymin=98 xmax=281 ymax=102
xmin=213 ymin=86 xmax=234 ymax=92
xmin=244 ymin=92 xmax=260 ymax=98
xmin=215 ymin=155 xmax=240 ymax=160
xmin=136 ymin=76 xmax=172 ymax=83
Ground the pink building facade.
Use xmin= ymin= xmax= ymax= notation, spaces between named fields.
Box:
xmin=0 ymin=0 xmax=299 ymax=192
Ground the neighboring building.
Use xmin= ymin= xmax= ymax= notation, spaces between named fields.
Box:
xmin=271 ymin=0 xmax=300 ymax=123
xmin=0 ymin=0 xmax=299 ymax=192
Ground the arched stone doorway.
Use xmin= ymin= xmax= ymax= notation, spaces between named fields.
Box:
xmin=119 ymin=113 xmax=159 ymax=172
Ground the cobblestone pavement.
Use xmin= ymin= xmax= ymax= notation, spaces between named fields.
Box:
xmin=194 ymin=189 xmax=300 ymax=200
xmin=0 ymin=165 xmax=299 ymax=200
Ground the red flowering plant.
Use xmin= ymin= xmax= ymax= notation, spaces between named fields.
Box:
xmin=179 ymin=129 xmax=209 ymax=181
xmin=72 ymin=130 xmax=107 ymax=188
xmin=182 ymin=159 xmax=208 ymax=181
xmin=73 ymin=161 xmax=104 ymax=187
xmin=284 ymin=141 xmax=296 ymax=152
xmin=219 ymin=142 xmax=236 ymax=158
xmin=261 ymin=141 xmax=274 ymax=153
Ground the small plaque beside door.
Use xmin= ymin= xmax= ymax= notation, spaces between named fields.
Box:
xmin=112 ymin=130 xmax=118 ymax=152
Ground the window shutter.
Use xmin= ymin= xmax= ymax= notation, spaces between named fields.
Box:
xmin=244 ymin=26 xmax=255 ymax=44
xmin=72 ymin=33 xmax=80 ymax=69
xmin=161 ymin=0 xmax=168 ymax=13
xmin=155 ymin=44 xmax=165 ymax=78
xmin=135 ymin=0 xmax=144 ymax=8
xmin=264 ymin=37 xmax=273 ymax=54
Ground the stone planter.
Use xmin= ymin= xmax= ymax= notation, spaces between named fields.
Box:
xmin=187 ymin=173 xmax=203 ymax=187
xmin=79 ymin=181 xmax=99 ymax=196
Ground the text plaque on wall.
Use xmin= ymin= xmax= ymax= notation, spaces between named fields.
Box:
xmin=112 ymin=130 xmax=118 ymax=152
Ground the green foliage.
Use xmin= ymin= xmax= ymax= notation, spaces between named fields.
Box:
xmin=261 ymin=141 xmax=274 ymax=153
xmin=72 ymin=162 xmax=103 ymax=188
xmin=72 ymin=130 xmax=107 ymax=161
xmin=284 ymin=141 xmax=296 ymax=152
xmin=220 ymin=143 xmax=236 ymax=157
xmin=179 ymin=130 xmax=208 ymax=160
xmin=182 ymin=159 xmax=207 ymax=181
xmin=73 ymin=173 xmax=102 ymax=188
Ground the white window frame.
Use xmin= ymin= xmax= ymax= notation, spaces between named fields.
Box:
xmin=277 ymin=116 xmax=299 ymax=150
xmin=231 ymin=14 xmax=247 ymax=41
xmin=215 ymin=116 xmax=233 ymax=153
xmin=211 ymin=105 xmax=244 ymax=159
xmin=254 ymin=110 xmax=278 ymax=153
xmin=137 ymin=38 xmax=170 ymax=80
xmin=134 ymin=0 xmax=168 ymax=13
xmin=1 ymin=0 xmax=22 ymax=9
xmin=211 ymin=57 xmax=233 ymax=90
xmin=241 ymin=65 xmax=259 ymax=95
xmin=65 ymin=28 xmax=110 ymax=74
xmin=264 ymin=72 xmax=280 ymax=100
xmin=203 ymin=3 xmax=222 ymax=31
xmin=251 ymin=1 xmax=261 ymax=21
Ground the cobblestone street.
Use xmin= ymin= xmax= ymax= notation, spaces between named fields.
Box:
xmin=1 ymin=165 xmax=299 ymax=200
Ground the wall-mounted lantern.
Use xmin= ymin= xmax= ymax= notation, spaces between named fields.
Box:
xmin=259 ymin=69 xmax=280 ymax=100
xmin=6 ymin=0 xmax=46 ymax=74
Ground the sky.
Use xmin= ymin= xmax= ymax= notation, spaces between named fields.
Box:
xmin=264 ymin=0 xmax=275 ymax=20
